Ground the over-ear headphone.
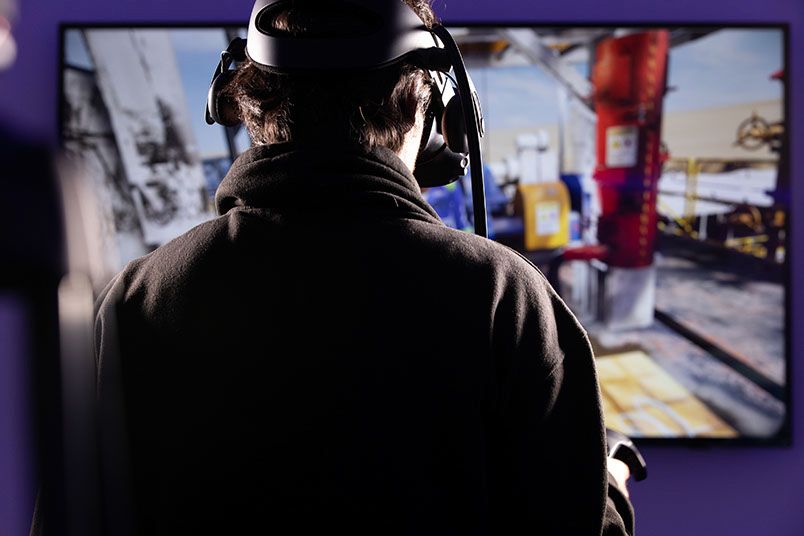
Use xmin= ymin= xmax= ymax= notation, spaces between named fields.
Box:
xmin=205 ymin=0 xmax=488 ymax=237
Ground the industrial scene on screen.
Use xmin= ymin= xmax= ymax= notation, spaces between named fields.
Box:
xmin=61 ymin=24 xmax=788 ymax=442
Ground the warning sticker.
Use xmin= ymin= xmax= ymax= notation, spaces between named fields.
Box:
xmin=536 ymin=201 xmax=561 ymax=236
xmin=606 ymin=125 xmax=639 ymax=168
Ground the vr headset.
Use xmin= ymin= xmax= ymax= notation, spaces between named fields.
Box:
xmin=204 ymin=0 xmax=489 ymax=237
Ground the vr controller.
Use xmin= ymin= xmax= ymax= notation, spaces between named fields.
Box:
xmin=606 ymin=428 xmax=648 ymax=482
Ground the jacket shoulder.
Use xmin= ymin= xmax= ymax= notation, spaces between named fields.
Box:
xmin=98 ymin=215 xmax=233 ymax=311
xmin=407 ymin=220 xmax=556 ymax=294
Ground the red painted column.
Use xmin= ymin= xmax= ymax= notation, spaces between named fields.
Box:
xmin=592 ymin=30 xmax=669 ymax=268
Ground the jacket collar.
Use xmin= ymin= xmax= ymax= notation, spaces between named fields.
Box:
xmin=215 ymin=142 xmax=442 ymax=224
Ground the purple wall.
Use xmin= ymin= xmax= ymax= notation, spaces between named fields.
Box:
xmin=1 ymin=0 xmax=801 ymax=534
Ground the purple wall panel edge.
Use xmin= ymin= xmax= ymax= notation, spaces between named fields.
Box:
xmin=0 ymin=1 xmax=801 ymax=534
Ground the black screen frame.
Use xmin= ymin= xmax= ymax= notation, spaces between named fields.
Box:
xmin=57 ymin=21 xmax=792 ymax=448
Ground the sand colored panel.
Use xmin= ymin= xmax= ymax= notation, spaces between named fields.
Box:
xmin=600 ymin=392 xmax=620 ymax=419
xmin=605 ymin=413 xmax=637 ymax=436
xmin=625 ymin=404 xmax=687 ymax=436
xmin=614 ymin=350 xmax=663 ymax=377
xmin=596 ymin=357 xmax=629 ymax=381
xmin=670 ymin=399 xmax=738 ymax=438
xmin=639 ymin=373 xmax=690 ymax=402
xmin=603 ymin=379 xmax=644 ymax=411
xmin=597 ymin=351 xmax=737 ymax=438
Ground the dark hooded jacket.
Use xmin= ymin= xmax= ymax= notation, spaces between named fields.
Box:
xmin=94 ymin=143 xmax=634 ymax=535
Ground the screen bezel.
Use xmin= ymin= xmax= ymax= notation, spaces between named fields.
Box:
xmin=57 ymin=21 xmax=792 ymax=447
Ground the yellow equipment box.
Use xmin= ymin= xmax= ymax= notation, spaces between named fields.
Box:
xmin=515 ymin=181 xmax=571 ymax=251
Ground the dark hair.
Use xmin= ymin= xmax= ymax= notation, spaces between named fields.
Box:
xmin=221 ymin=0 xmax=437 ymax=152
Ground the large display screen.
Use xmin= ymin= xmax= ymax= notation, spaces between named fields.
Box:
xmin=60 ymin=24 xmax=790 ymax=444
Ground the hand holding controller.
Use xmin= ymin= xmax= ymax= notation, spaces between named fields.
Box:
xmin=606 ymin=428 xmax=647 ymax=481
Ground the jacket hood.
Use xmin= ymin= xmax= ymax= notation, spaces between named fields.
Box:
xmin=215 ymin=142 xmax=442 ymax=225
